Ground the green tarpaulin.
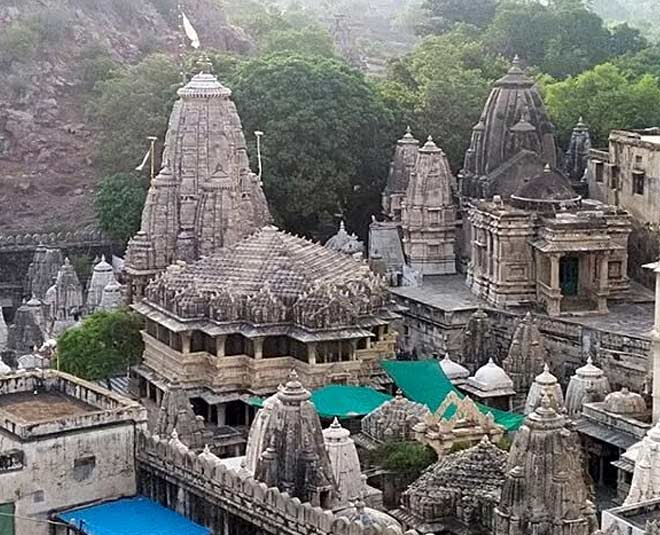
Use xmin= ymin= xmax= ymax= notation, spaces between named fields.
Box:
xmin=381 ymin=360 xmax=524 ymax=431
xmin=247 ymin=385 xmax=392 ymax=419
xmin=0 ymin=503 xmax=14 ymax=535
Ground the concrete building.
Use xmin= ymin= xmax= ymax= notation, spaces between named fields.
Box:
xmin=0 ymin=370 xmax=146 ymax=535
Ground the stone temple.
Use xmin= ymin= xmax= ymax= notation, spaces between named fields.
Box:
xmin=125 ymin=59 xmax=271 ymax=301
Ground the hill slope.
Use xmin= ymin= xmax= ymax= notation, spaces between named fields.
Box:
xmin=0 ymin=0 xmax=252 ymax=234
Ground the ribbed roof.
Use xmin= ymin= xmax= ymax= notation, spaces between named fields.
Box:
xmin=145 ymin=226 xmax=388 ymax=327
xmin=512 ymin=165 xmax=580 ymax=204
xmin=405 ymin=436 xmax=507 ymax=499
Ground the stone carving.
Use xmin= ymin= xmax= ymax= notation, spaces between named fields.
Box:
xmin=361 ymin=391 xmax=431 ymax=443
xmin=503 ymin=313 xmax=549 ymax=411
xmin=336 ymin=497 xmax=403 ymax=535
xmin=254 ymin=371 xmax=337 ymax=508
xmin=524 ymin=363 xmax=564 ymax=415
xmin=565 ymin=357 xmax=611 ymax=418
xmin=7 ymin=299 xmax=45 ymax=356
xmin=155 ymin=380 xmax=210 ymax=450
xmin=461 ymin=308 xmax=497 ymax=373
xmin=460 ymin=56 xmax=557 ymax=200
xmin=401 ymin=435 xmax=507 ymax=531
xmin=244 ymin=391 xmax=280 ymax=474
xmin=86 ymin=256 xmax=117 ymax=312
xmin=325 ymin=221 xmax=365 ymax=258
xmin=98 ymin=279 xmax=123 ymax=311
xmin=125 ymin=62 xmax=271 ymax=301
xmin=603 ymin=387 xmax=647 ymax=416
xmin=625 ymin=422 xmax=660 ymax=504
xmin=323 ymin=418 xmax=366 ymax=507
xmin=413 ymin=392 xmax=504 ymax=457
xmin=25 ymin=245 xmax=64 ymax=300
xmin=401 ymin=136 xmax=457 ymax=276
xmin=44 ymin=257 xmax=84 ymax=335
xmin=494 ymin=395 xmax=598 ymax=535
xmin=565 ymin=117 xmax=592 ymax=181
xmin=382 ymin=127 xmax=420 ymax=221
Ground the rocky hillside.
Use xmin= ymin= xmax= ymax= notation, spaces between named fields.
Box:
xmin=0 ymin=0 xmax=253 ymax=234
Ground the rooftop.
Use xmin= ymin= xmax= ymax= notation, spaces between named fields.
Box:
xmin=603 ymin=498 xmax=660 ymax=532
xmin=0 ymin=370 xmax=146 ymax=440
xmin=389 ymin=274 xmax=484 ymax=312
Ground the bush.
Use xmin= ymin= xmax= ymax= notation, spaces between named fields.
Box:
xmin=26 ymin=9 xmax=68 ymax=45
xmin=0 ymin=23 xmax=39 ymax=68
xmin=80 ymin=46 xmax=119 ymax=92
xmin=57 ymin=309 xmax=144 ymax=386
xmin=365 ymin=441 xmax=436 ymax=478
xmin=95 ymin=172 xmax=150 ymax=246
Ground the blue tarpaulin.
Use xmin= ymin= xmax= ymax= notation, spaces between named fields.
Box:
xmin=57 ymin=497 xmax=210 ymax=535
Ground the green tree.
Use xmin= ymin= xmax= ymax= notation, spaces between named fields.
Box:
xmin=381 ymin=30 xmax=507 ymax=169
xmin=88 ymin=54 xmax=181 ymax=175
xmin=57 ymin=309 xmax=144 ymax=386
xmin=420 ymin=0 xmax=497 ymax=35
xmin=365 ymin=441 xmax=436 ymax=479
xmin=544 ymin=63 xmax=660 ymax=147
xmin=230 ymin=53 xmax=395 ymax=239
xmin=262 ymin=27 xmax=336 ymax=57
xmin=95 ymin=172 xmax=149 ymax=245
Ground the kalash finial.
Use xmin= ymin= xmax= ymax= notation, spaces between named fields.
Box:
xmin=197 ymin=54 xmax=213 ymax=74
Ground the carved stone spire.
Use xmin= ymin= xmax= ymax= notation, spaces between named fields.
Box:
xmin=382 ymin=127 xmax=419 ymax=220
xmin=461 ymin=308 xmax=497 ymax=373
xmin=524 ymin=363 xmax=564 ymax=415
xmin=322 ymin=418 xmax=364 ymax=507
xmin=125 ymin=65 xmax=271 ymax=300
xmin=503 ymin=312 xmax=549 ymax=411
xmin=461 ymin=54 xmax=557 ymax=196
xmin=254 ymin=371 xmax=337 ymax=507
xmin=401 ymin=136 xmax=457 ymax=276
xmin=565 ymin=116 xmax=592 ymax=181
xmin=25 ymin=245 xmax=64 ymax=300
xmin=565 ymin=356 xmax=611 ymax=418
xmin=494 ymin=398 xmax=597 ymax=535
xmin=625 ymin=423 xmax=660 ymax=504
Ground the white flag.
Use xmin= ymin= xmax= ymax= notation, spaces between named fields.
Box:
xmin=181 ymin=11 xmax=201 ymax=49
xmin=135 ymin=147 xmax=151 ymax=172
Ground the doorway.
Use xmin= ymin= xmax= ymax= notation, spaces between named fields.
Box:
xmin=560 ymin=256 xmax=579 ymax=296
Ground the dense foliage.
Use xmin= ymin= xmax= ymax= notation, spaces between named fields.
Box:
xmin=95 ymin=172 xmax=149 ymax=246
xmin=231 ymin=54 xmax=395 ymax=239
xmin=364 ymin=441 xmax=436 ymax=479
xmin=57 ymin=309 xmax=144 ymax=386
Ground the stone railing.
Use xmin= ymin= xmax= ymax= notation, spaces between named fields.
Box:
xmin=0 ymin=227 xmax=113 ymax=250
xmin=137 ymin=430 xmax=424 ymax=535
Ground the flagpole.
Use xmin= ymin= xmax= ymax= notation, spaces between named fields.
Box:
xmin=255 ymin=131 xmax=264 ymax=181
xmin=147 ymin=136 xmax=158 ymax=181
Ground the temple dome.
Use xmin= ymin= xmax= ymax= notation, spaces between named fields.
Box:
xmin=325 ymin=221 xmax=364 ymax=257
xmin=565 ymin=357 xmax=611 ymax=418
xmin=524 ymin=363 xmax=564 ymax=415
xmin=511 ymin=165 xmax=580 ymax=208
xmin=323 ymin=418 xmax=364 ymax=507
xmin=470 ymin=358 xmax=514 ymax=392
xmin=361 ymin=391 xmax=430 ymax=443
xmin=603 ymin=387 xmax=647 ymax=416
xmin=440 ymin=353 xmax=469 ymax=383
xmin=144 ymin=226 xmax=390 ymax=329
xmin=336 ymin=498 xmax=402 ymax=535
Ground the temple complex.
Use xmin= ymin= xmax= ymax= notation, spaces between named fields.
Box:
xmin=124 ymin=60 xmax=271 ymax=301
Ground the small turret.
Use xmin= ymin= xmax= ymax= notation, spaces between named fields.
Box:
xmin=565 ymin=117 xmax=592 ymax=181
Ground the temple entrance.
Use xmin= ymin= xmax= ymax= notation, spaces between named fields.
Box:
xmin=560 ymin=256 xmax=579 ymax=296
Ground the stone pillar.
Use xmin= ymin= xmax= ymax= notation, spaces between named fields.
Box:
xmin=307 ymin=343 xmax=317 ymax=365
xmin=486 ymin=230 xmax=492 ymax=278
xmin=253 ymin=337 xmax=264 ymax=359
xmin=349 ymin=339 xmax=358 ymax=360
xmin=550 ymin=255 xmax=560 ymax=290
xmin=182 ymin=332 xmax=191 ymax=354
xmin=216 ymin=335 xmax=226 ymax=358
xmin=597 ymin=254 xmax=610 ymax=313
xmin=216 ymin=403 xmax=226 ymax=426
xmin=652 ymin=268 xmax=660 ymax=423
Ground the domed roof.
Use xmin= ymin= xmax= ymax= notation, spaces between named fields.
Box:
xmin=325 ymin=221 xmax=365 ymax=256
xmin=576 ymin=356 xmax=605 ymax=378
xmin=565 ymin=357 xmax=611 ymax=418
xmin=0 ymin=358 xmax=10 ymax=374
xmin=604 ymin=387 xmax=647 ymax=416
xmin=361 ymin=391 xmax=430 ymax=443
xmin=26 ymin=295 xmax=42 ymax=307
xmin=469 ymin=358 xmax=514 ymax=392
xmin=511 ymin=165 xmax=580 ymax=206
xmin=440 ymin=353 xmax=469 ymax=381
xmin=336 ymin=498 xmax=402 ymax=535
xmin=93 ymin=255 xmax=113 ymax=273
xmin=177 ymin=60 xmax=232 ymax=99
xmin=524 ymin=363 xmax=564 ymax=415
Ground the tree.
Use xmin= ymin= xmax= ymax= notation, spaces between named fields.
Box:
xmin=95 ymin=172 xmax=149 ymax=246
xmin=381 ymin=30 xmax=507 ymax=169
xmin=420 ymin=0 xmax=497 ymax=35
xmin=230 ymin=53 xmax=395 ymax=240
xmin=88 ymin=54 xmax=181 ymax=175
xmin=57 ymin=309 xmax=144 ymax=386
xmin=262 ymin=27 xmax=336 ymax=57
xmin=544 ymin=63 xmax=660 ymax=147
xmin=608 ymin=23 xmax=647 ymax=58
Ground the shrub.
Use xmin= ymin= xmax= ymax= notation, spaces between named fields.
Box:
xmin=0 ymin=23 xmax=39 ymax=68
xmin=95 ymin=172 xmax=149 ymax=246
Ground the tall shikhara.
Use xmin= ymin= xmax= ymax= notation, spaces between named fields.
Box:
xmin=125 ymin=61 xmax=271 ymax=300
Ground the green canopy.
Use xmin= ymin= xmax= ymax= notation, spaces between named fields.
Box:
xmin=246 ymin=385 xmax=392 ymax=419
xmin=381 ymin=359 xmax=524 ymax=431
